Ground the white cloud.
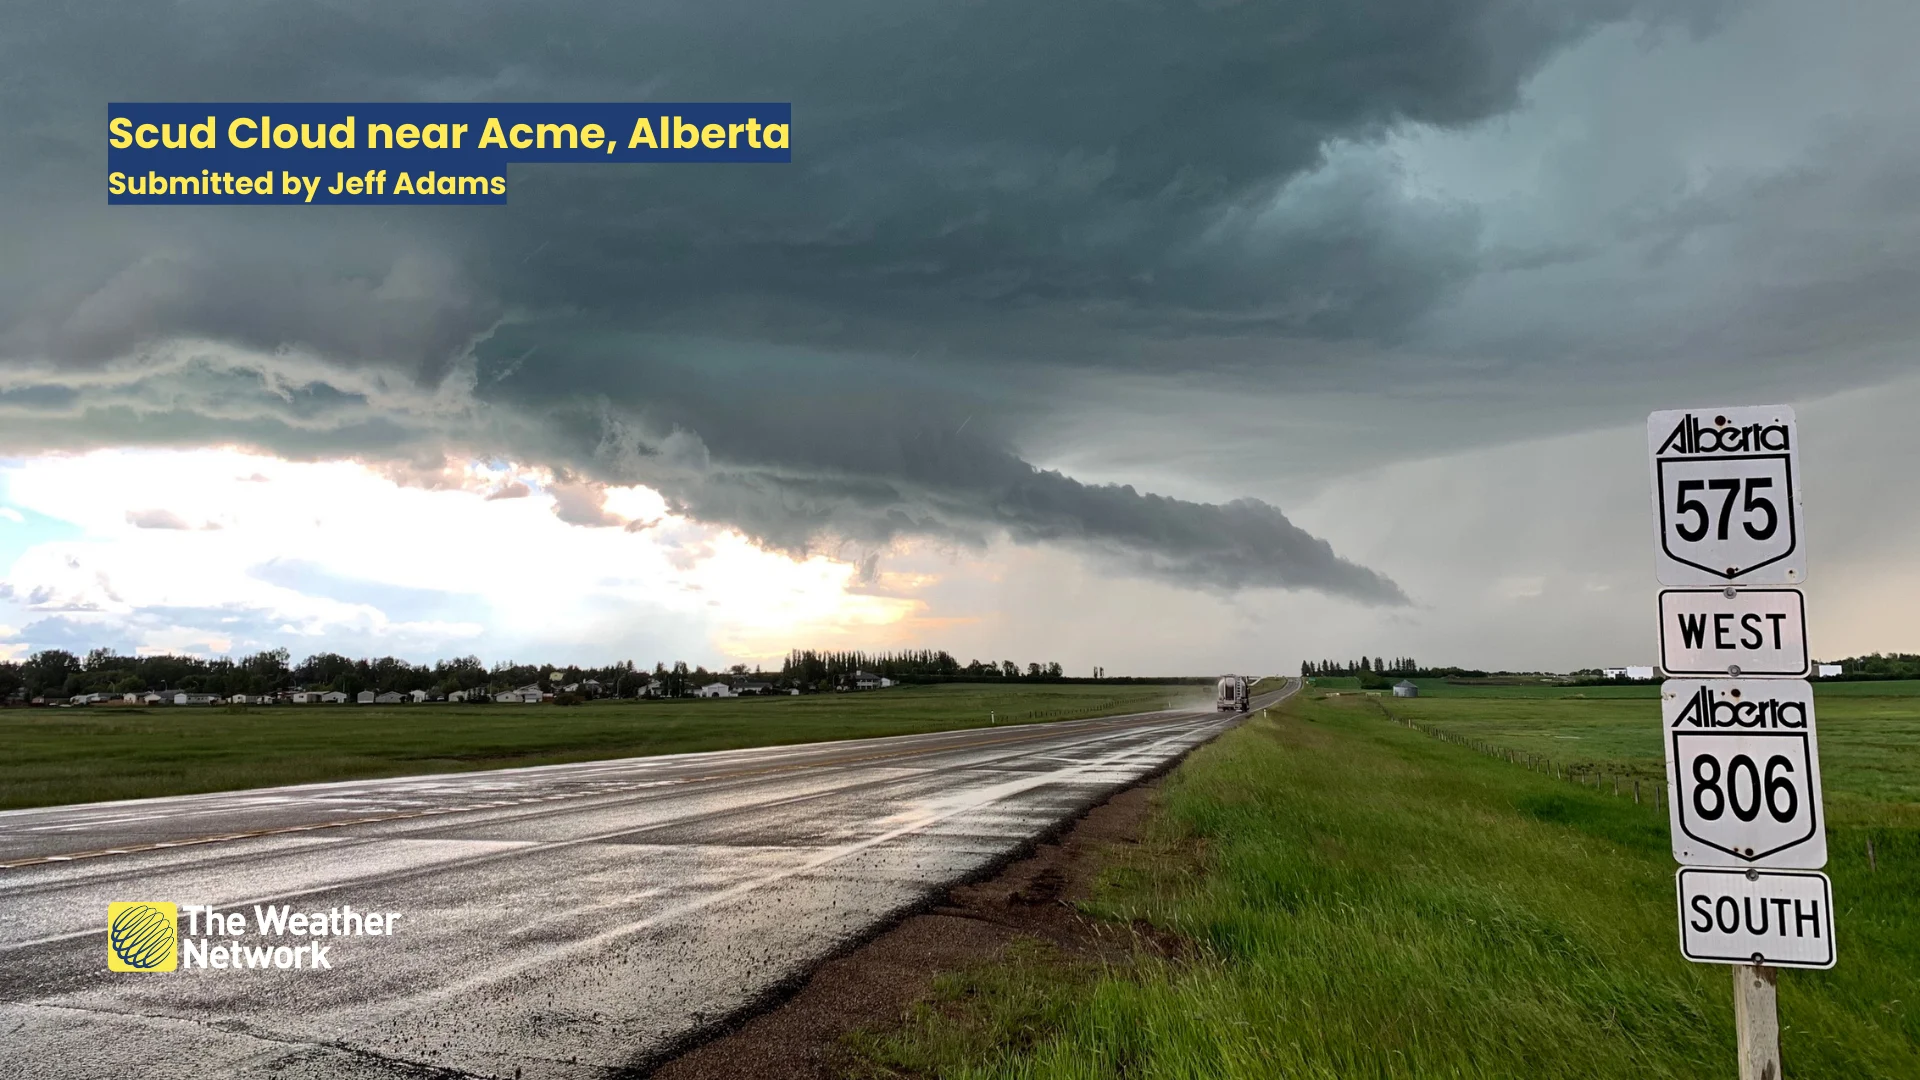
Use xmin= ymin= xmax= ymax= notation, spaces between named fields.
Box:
xmin=0 ymin=449 xmax=922 ymax=665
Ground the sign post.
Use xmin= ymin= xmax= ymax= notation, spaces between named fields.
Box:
xmin=1647 ymin=405 xmax=1832 ymax=1080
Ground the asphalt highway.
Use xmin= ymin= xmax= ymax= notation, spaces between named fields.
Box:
xmin=0 ymin=681 xmax=1295 ymax=1079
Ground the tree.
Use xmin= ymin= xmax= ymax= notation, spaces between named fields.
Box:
xmin=23 ymin=650 xmax=81 ymax=697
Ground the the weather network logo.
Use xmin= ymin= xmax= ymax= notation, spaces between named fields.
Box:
xmin=107 ymin=902 xmax=179 ymax=972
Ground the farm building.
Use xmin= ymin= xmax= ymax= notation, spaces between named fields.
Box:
xmin=1392 ymin=680 xmax=1419 ymax=698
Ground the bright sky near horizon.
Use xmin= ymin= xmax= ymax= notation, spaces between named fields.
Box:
xmin=3 ymin=0 xmax=1919 ymax=673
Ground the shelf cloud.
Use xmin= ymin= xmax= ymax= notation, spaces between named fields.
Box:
xmin=5 ymin=0 xmax=1917 ymax=621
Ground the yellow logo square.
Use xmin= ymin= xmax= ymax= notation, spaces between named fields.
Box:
xmin=107 ymin=902 xmax=178 ymax=972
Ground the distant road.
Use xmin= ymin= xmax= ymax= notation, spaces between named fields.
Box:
xmin=0 ymin=680 xmax=1295 ymax=1079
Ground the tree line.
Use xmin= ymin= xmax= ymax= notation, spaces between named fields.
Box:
xmin=1816 ymin=653 xmax=1920 ymax=680
xmin=0 ymin=645 xmax=1075 ymax=702
xmin=779 ymin=649 xmax=1064 ymax=687
xmin=1299 ymin=657 xmax=1491 ymax=679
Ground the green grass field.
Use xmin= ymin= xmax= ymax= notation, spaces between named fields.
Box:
xmin=0 ymin=683 xmax=1207 ymax=810
xmin=855 ymin=686 xmax=1920 ymax=1078
xmin=1365 ymin=681 xmax=1920 ymax=829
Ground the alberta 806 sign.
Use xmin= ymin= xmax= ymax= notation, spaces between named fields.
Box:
xmin=1662 ymin=679 xmax=1826 ymax=869
xmin=1647 ymin=405 xmax=1803 ymax=586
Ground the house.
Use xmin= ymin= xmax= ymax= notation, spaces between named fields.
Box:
xmin=320 ymin=691 xmax=350 ymax=704
xmin=289 ymin=691 xmax=327 ymax=704
xmin=734 ymin=682 xmax=772 ymax=696
xmin=850 ymin=671 xmax=882 ymax=691
xmin=1816 ymin=663 xmax=1843 ymax=678
xmin=410 ymin=689 xmax=430 ymax=703
xmin=70 ymin=693 xmax=116 ymax=705
xmin=173 ymin=693 xmax=220 ymax=706
xmin=1392 ymin=680 xmax=1419 ymax=698
xmin=1602 ymin=666 xmax=1656 ymax=681
xmin=448 ymin=689 xmax=470 ymax=703
xmin=141 ymin=692 xmax=166 ymax=705
xmin=494 ymin=684 xmax=544 ymax=704
xmin=579 ymin=679 xmax=603 ymax=697
xmin=374 ymin=691 xmax=404 ymax=705
xmin=357 ymin=690 xmax=376 ymax=704
xmin=695 ymin=683 xmax=735 ymax=698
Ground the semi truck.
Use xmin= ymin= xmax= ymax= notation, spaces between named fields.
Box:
xmin=1215 ymin=674 xmax=1249 ymax=712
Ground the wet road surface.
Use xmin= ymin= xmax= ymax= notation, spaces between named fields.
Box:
xmin=0 ymin=683 xmax=1293 ymax=1079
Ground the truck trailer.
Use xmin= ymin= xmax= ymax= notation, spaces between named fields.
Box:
xmin=1215 ymin=675 xmax=1249 ymax=712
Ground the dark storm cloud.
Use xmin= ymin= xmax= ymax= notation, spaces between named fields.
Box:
xmin=0 ymin=0 xmax=1727 ymax=601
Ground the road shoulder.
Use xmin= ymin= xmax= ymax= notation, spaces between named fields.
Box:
xmin=642 ymin=776 xmax=1171 ymax=1079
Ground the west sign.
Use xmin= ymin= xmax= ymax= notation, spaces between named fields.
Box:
xmin=1657 ymin=588 xmax=1809 ymax=678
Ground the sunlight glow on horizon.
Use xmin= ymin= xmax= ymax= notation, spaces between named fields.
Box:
xmin=0 ymin=448 xmax=926 ymax=666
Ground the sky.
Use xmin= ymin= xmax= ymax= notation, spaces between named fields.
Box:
xmin=2 ymin=0 xmax=1917 ymax=673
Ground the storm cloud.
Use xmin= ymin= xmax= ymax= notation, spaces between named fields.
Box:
xmin=6 ymin=0 xmax=1913 ymax=608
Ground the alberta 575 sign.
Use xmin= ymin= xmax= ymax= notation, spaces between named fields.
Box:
xmin=1647 ymin=406 xmax=1803 ymax=586
xmin=1663 ymin=679 xmax=1826 ymax=869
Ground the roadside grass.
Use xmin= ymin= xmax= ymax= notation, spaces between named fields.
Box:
xmin=852 ymin=691 xmax=1920 ymax=1079
xmin=0 ymin=683 xmax=1204 ymax=810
